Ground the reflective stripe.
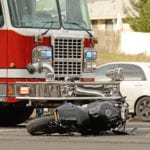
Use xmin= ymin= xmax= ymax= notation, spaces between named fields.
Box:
xmin=0 ymin=69 xmax=45 ymax=78
xmin=0 ymin=69 xmax=7 ymax=77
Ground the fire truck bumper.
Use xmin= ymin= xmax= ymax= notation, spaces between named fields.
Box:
xmin=8 ymin=81 xmax=121 ymax=106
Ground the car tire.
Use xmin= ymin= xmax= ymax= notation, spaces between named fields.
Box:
xmin=135 ymin=97 xmax=150 ymax=121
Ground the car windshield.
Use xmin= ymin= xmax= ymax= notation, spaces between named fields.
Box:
xmin=7 ymin=0 xmax=60 ymax=28
xmin=59 ymin=0 xmax=91 ymax=30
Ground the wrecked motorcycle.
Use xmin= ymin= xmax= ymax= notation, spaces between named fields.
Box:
xmin=27 ymin=97 xmax=129 ymax=135
xmin=26 ymin=68 xmax=129 ymax=136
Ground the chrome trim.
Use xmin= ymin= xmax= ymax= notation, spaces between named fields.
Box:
xmin=0 ymin=83 xmax=7 ymax=102
xmin=75 ymin=86 xmax=105 ymax=97
xmin=53 ymin=37 xmax=83 ymax=77
xmin=14 ymin=81 xmax=121 ymax=101
xmin=0 ymin=83 xmax=6 ymax=96
xmin=0 ymin=97 xmax=6 ymax=102
xmin=16 ymin=96 xmax=121 ymax=101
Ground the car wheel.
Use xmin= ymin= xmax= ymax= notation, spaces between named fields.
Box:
xmin=135 ymin=97 xmax=150 ymax=121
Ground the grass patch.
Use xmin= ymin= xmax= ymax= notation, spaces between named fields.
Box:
xmin=97 ymin=50 xmax=150 ymax=65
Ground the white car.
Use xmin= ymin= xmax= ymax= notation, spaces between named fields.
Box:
xmin=95 ymin=62 xmax=150 ymax=121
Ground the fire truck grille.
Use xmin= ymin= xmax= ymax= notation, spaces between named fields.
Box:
xmin=53 ymin=37 xmax=83 ymax=78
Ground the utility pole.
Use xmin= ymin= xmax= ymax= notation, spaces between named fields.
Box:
xmin=115 ymin=0 xmax=123 ymax=31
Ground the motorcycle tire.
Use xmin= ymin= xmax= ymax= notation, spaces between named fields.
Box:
xmin=26 ymin=115 xmax=54 ymax=135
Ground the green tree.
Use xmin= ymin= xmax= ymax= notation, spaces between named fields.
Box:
xmin=126 ymin=0 xmax=150 ymax=32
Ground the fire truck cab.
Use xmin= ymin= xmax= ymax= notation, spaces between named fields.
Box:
xmin=0 ymin=0 xmax=98 ymax=124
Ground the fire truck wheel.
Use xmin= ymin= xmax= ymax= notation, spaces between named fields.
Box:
xmin=26 ymin=116 xmax=52 ymax=135
xmin=0 ymin=102 xmax=34 ymax=125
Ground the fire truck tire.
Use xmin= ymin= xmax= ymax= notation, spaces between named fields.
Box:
xmin=0 ymin=102 xmax=34 ymax=125
xmin=26 ymin=116 xmax=52 ymax=135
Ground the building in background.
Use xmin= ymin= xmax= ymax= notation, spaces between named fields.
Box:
xmin=87 ymin=0 xmax=150 ymax=56
xmin=87 ymin=0 xmax=132 ymax=32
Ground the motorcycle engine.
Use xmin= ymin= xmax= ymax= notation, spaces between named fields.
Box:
xmin=87 ymin=101 xmax=121 ymax=130
xmin=56 ymin=100 xmax=124 ymax=132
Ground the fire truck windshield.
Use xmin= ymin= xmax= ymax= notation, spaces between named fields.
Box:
xmin=59 ymin=0 xmax=91 ymax=30
xmin=7 ymin=0 xmax=91 ymax=30
xmin=7 ymin=0 xmax=60 ymax=28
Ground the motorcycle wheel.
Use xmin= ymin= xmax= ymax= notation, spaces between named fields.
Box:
xmin=26 ymin=115 xmax=54 ymax=135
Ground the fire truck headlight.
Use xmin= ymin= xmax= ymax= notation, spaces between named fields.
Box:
xmin=41 ymin=50 xmax=52 ymax=58
xmin=84 ymin=61 xmax=97 ymax=72
xmin=32 ymin=46 xmax=52 ymax=63
xmin=84 ymin=48 xmax=97 ymax=60
xmin=84 ymin=48 xmax=97 ymax=72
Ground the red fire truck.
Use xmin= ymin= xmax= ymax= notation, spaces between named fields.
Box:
xmin=0 ymin=0 xmax=120 ymax=125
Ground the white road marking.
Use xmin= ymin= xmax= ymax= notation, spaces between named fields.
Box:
xmin=0 ymin=128 xmax=25 ymax=132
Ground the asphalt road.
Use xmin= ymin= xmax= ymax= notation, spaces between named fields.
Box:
xmin=0 ymin=121 xmax=149 ymax=150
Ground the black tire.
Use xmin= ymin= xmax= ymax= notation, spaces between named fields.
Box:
xmin=135 ymin=97 xmax=150 ymax=121
xmin=0 ymin=102 xmax=34 ymax=125
xmin=27 ymin=116 xmax=53 ymax=135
